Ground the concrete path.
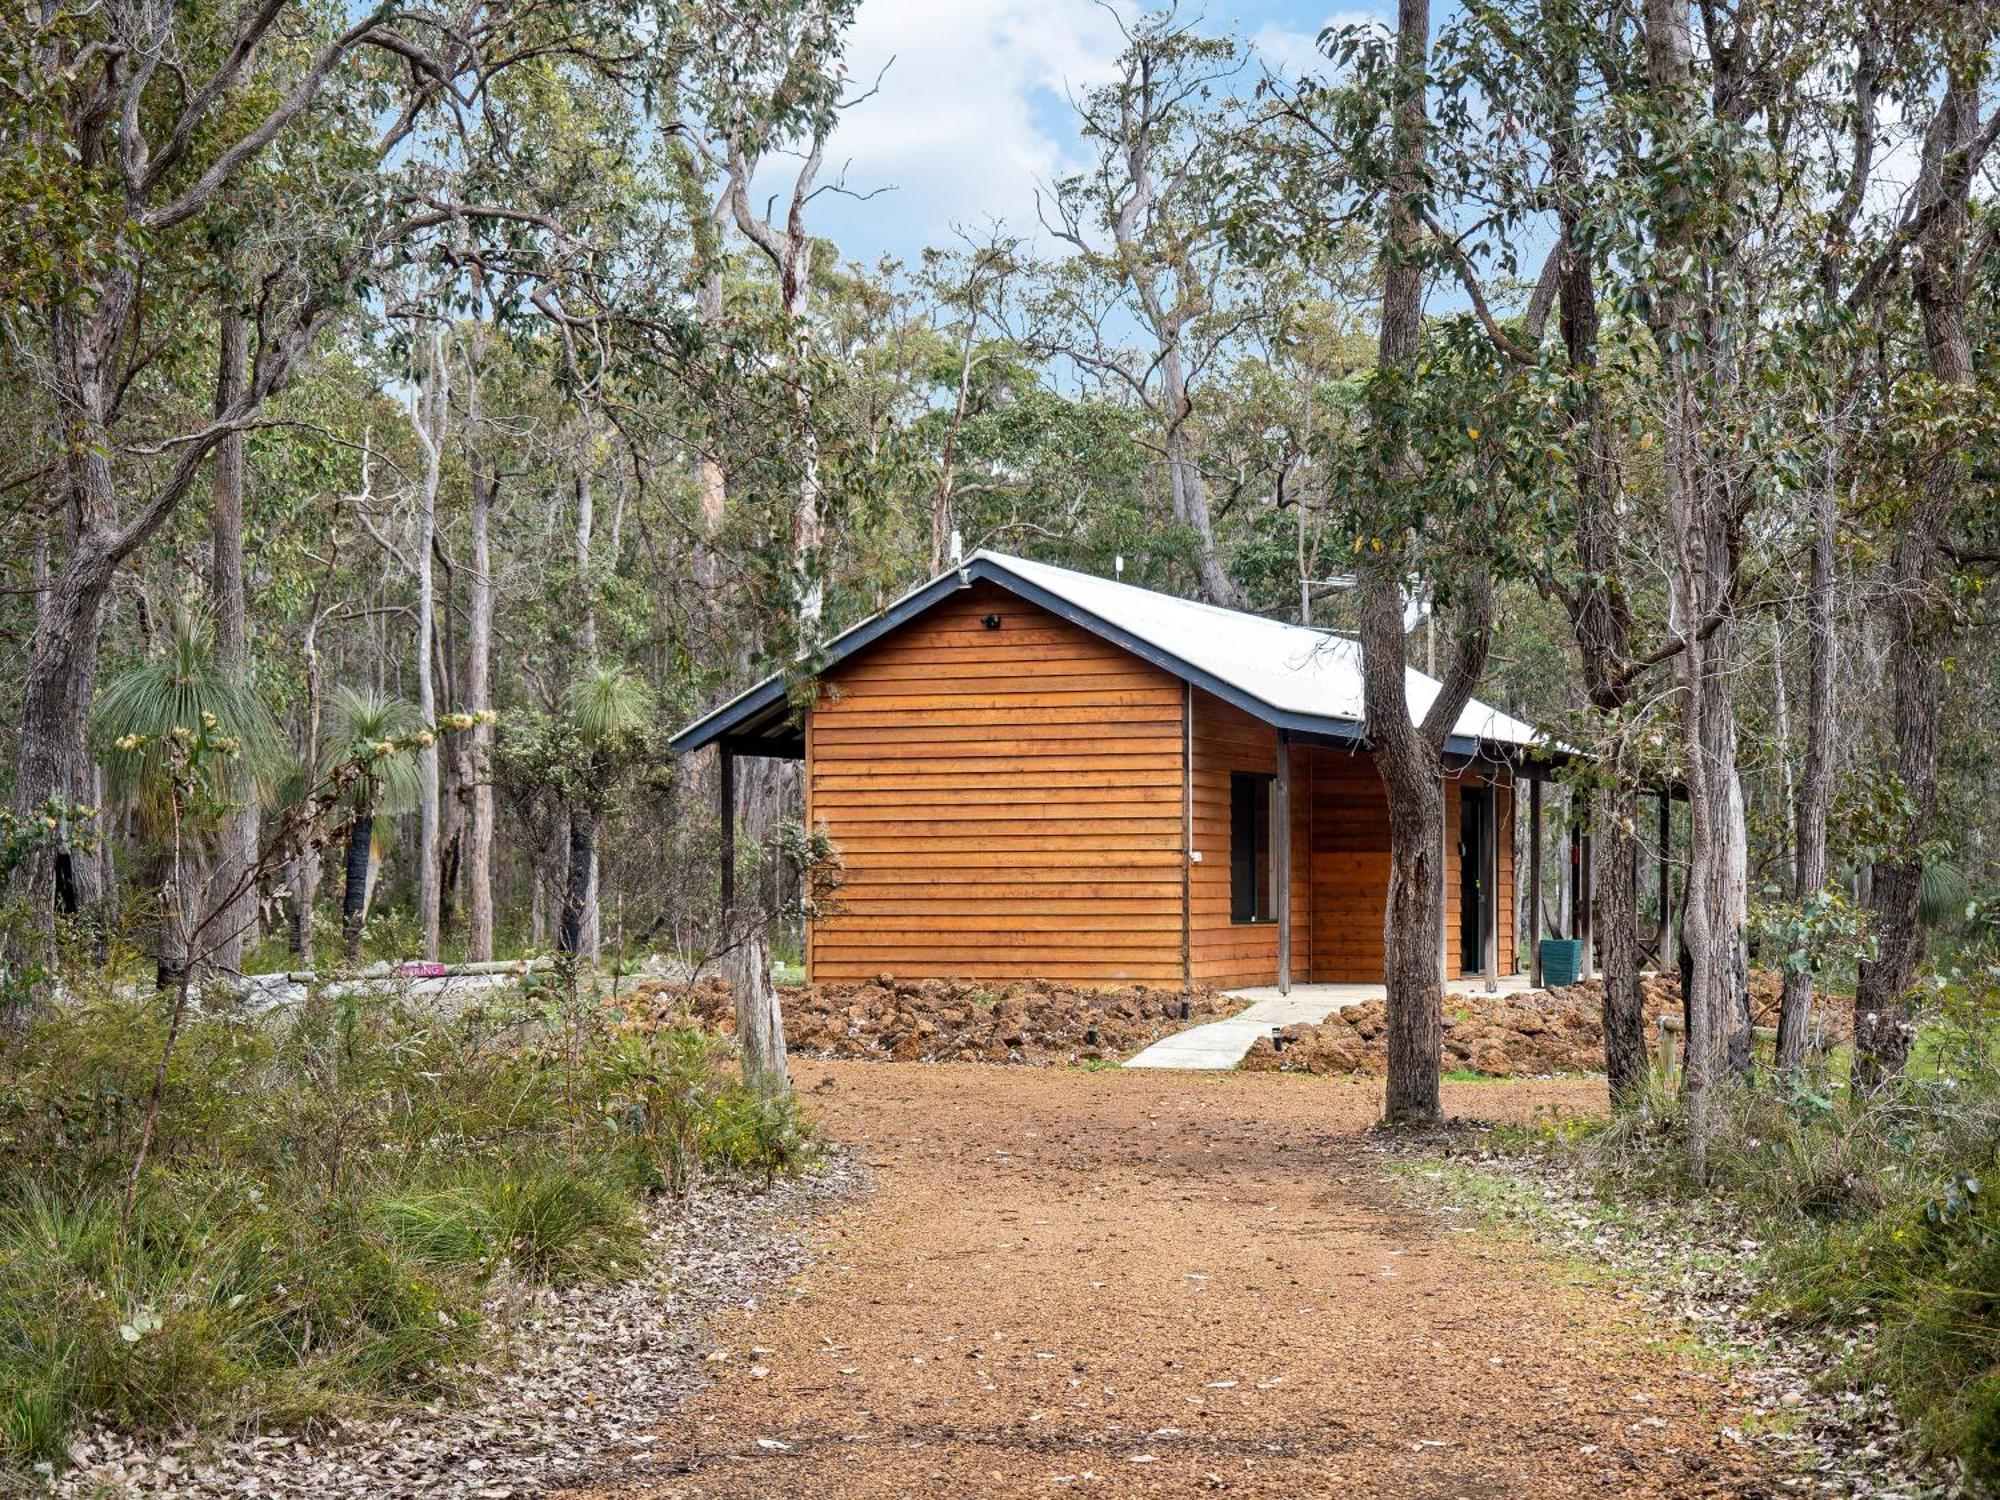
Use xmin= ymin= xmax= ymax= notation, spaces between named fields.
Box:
xmin=1123 ymin=974 xmax=1543 ymax=1070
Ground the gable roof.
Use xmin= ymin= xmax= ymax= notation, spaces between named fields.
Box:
xmin=669 ymin=550 xmax=1551 ymax=761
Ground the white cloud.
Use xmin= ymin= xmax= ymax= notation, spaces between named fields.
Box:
xmin=799 ymin=0 xmax=1131 ymax=265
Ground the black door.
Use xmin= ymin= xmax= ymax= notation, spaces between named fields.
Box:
xmin=1459 ymin=786 xmax=1484 ymax=974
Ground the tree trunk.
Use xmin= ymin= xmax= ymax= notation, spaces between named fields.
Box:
xmin=412 ymin=335 xmax=445 ymax=960
xmin=1160 ymin=347 xmax=1239 ymax=608
xmin=1644 ymin=0 xmax=1749 ymax=1175
xmin=1596 ymin=789 xmax=1646 ymax=1102
xmin=11 ymin=545 xmax=114 ymax=925
xmin=1854 ymin=58 xmax=1984 ymax=1090
xmin=210 ymin=303 xmax=258 ymax=975
xmin=1551 ymin=75 xmax=1652 ymax=1096
xmin=728 ymin=917 xmax=790 ymax=1094
xmin=341 ymin=809 xmax=374 ymax=960
xmin=466 ymin=468 xmax=497 ymax=961
xmin=1777 ymin=476 xmax=1836 ymax=1071
xmin=558 ymin=804 xmax=596 ymax=956
xmin=1360 ymin=0 xmax=1477 ymax=1127
xmin=291 ymin=603 xmax=329 ymax=965
xmin=572 ymin=460 xmax=601 ymax=956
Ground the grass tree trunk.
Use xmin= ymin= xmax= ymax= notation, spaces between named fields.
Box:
xmin=210 ymin=301 xmax=257 ymax=976
xmin=558 ymin=805 xmax=596 ymax=956
xmin=341 ymin=810 xmax=373 ymax=960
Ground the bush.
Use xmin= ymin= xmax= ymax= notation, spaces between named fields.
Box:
xmin=1537 ymin=969 xmax=2000 ymax=1487
xmin=0 ymin=979 xmax=814 ymax=1476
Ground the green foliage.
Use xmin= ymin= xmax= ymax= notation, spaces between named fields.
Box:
xmin=92 ymin=611 xmax=284 ymax=832
xmin=566 ymin=663 xmax=654 ymax=751
xmin=1752 ymin=882 xmax=1874 ymax=980
xmin=370 ymin=1167 xmax=640 ymax=1285
xmin=1526 ymin=957 xmax=2000 ymax=1484
xmin=0 ymin=981 xmax=814 ymax=1475
xmin=319 ymin=685 xmax=426 ymax=820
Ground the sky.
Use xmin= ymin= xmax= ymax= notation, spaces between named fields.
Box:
xmin=786 ymin=1 xmax=1392 ymax=272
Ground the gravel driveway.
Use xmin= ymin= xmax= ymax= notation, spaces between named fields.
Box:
xmin=573 ymin=1063 xmax=1769 ymax=1499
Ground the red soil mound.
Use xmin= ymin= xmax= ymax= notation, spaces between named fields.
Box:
xmin=1241 ymin=971 xmax=1843 ymax=1077
xmin=630 ymin=975 xmax=1237 ymax=1065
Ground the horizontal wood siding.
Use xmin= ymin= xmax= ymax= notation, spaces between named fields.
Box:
xmin=1188 ymin=691 xmax=1310 ymax=989
xmin=1304 ymin=747 xmax=1391 ymax=983
xmin=806 ymin=583 xmax=1186 ymax=985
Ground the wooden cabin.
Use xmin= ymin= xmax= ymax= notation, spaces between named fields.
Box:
xmin=670 ymin=552 xmax=1552 ymax=992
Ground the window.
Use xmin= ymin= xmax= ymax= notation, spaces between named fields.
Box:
xmin=1230 ymin=771 xmax=1277 ymax=923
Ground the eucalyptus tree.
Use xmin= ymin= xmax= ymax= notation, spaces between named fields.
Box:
xmin=1848 ymin=3 xmax=2000 ymax=1085
xmin=1240 ymin=1 xmax=1570 ymax=1122
xmin=1 ymin=0 xmax=647 ymax=935
xmin=682 ymin=0 xmax=861 ymax=644
xmin=911 ymin=235 xmax=1027 ymax=572
xmin=1039 ymin=9 xmax=1252 ymax=608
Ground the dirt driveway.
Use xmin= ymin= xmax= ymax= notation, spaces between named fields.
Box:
xmin=578 ymin=1063 xmax=1768 ymax=1499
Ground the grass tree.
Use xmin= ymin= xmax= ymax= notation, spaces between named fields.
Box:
xmin=92 ymin=612 xmax=281 ymax=980
xmin=321 ymin=687 xmax=424 ymax=961
xmin=559 ymin=665 xmax=655 ymax=957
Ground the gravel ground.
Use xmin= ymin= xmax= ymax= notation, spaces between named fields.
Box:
xmin=574 ymin=1063 xmax=1779 ymax=1499
xmin=1385 ymin=1136 xmax=1949 ymax=1498
xmin=49 ymin=1156 xmax=863 ymax=1499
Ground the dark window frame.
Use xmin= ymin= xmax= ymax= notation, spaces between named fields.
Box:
xmin=1229 ymin=770 xmax=1277 ymax=924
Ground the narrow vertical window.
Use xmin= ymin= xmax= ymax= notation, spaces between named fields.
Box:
xmin=1230 ymin=771 xmax=1276 ymax=923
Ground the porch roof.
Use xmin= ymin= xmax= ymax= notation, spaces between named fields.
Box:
xmin=670 ymin=551 xmax=1558 ymax=763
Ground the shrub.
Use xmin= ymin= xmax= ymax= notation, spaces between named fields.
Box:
xmin=1531 ymin=967 xmax=2000 ymax=1486
xmin=0 ymin=978 xmax=815 ymax=1476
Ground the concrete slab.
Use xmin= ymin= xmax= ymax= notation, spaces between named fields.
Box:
xmin=1123 ymin=973 xmax=1544 ymax=1070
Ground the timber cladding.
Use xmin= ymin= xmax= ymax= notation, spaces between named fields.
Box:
xmin=805 ymin=583 xmax=1187 ymax=985
xmin=800 ymin=580 xmax=1520 ymax=990
xmin=1187 ymin=690 xmax=1310 ymax=988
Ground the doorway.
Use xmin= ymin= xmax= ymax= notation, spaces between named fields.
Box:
xmin=1459 ymin=785 xmax=1486 ymax=975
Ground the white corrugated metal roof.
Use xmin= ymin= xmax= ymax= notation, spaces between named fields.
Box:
xmin=974 ymin=550 xmax=1546 ymax=751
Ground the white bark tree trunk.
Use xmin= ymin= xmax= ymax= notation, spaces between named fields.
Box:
xmin=410 ymin=330 xmax=446 ymax=960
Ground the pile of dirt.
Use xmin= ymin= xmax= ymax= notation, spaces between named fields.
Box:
xmin=630 ymin=976 xmax=1238 ymax=1065
xmin=1242 ymin=971 xmax=1838 ymax=1078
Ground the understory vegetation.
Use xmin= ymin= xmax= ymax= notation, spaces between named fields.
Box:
xmin=0 ymin=978 xmax=813 ymax=1478
xmin=1485 ymin=944 xmax=2000 ymax=1487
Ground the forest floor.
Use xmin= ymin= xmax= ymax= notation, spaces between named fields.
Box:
xmin=569 ymin=1062 xmax=1780 ymax=1499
